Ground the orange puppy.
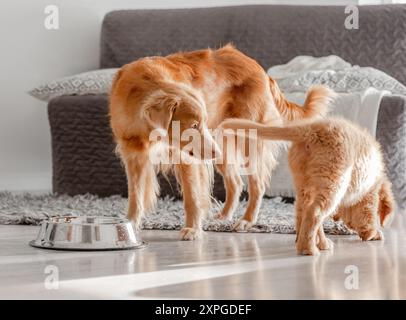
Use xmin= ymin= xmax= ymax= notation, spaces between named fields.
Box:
xmin=109 ymin=44 xmax=333 ymax=240
xmin=221 ymin=117 xmax=395 ymax=255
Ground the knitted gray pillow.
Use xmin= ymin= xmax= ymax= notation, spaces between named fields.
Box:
xmin=29 ymin=68 xmax=119 ymax=102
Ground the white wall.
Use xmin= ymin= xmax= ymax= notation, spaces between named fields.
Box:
xmin=0 ymin=0 xmax=402 ymax=192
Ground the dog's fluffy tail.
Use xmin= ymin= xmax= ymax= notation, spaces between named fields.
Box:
xmin=269 ymin=77 xmax=335 ymax=121
xmin=221 ymin=118 xmax=303 ymax=142
xmin=378 ymin=179 xmax=395 ymax=227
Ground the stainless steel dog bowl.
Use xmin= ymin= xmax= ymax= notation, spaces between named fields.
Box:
xmin=29 ymin=216 xmax=146 ymax=251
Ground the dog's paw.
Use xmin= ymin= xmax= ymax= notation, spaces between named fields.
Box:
xmin=130 ymin=219 xmax=142 ymax=231
xmin=214 ymin=212 xmax=232 ymax=221
xmin=317 ymin=238 xmax=334 ymax=251
xmin=180 ymin=227 xmax=201 ymax=241
xmin=296 ymin=244 xmax=320 ymax=256
xmin=233 ymin=218 xmax=254 ymax=232
xmin=360 ymin=229 xmax=384 ymax=241
xmin=371 ymin=229 xmax=384 ymax=241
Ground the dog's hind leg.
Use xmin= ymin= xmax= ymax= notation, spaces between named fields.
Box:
xmin=233 ymin=174 xmax=265 ymax=231
xmin=233 ymin=139 xmax=275 ymax=231
xmin=316 ymin=226 xmax=334 ymax=250
xmin=215 ymin=162 xmax=244 ymax=221
xmin=316 ymin=203 xmax=341 ymax=250
xmin=296 ymin=182 xmax=347 ymax=255
xmin=294 ymin=189 xmax=311 ymax=242
xmin=297 ymin=202 xmax=334 ymax=256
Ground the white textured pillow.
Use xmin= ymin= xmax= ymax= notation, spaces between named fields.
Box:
xmin=268 ymin=55 xmax=406 ymax=95
xmin=29 ymin=68 xmax=119 ymax=102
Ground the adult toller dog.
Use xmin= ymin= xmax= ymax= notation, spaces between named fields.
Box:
xmin=109 ymin=44 xmax=333 ymax=240
xmin=221 ymin=117 xmax=395 ymax=255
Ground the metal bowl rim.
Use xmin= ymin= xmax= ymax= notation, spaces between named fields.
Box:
xmin=44 ymin=216 xmax=131 ymax=226
xmin=29 ymin=240 xmax=147 ymax=251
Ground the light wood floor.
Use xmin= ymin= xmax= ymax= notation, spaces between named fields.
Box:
xmin=1 ymin=213 xmax=406 ymax=299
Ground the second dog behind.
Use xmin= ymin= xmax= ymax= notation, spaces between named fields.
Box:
xmin=221 ymin=117 xmax=395 ymax=255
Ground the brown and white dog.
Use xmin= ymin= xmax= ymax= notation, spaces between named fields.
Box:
xmin=221 ymin=117 xmax=395 ymax=255
xmin=109 ymin=44 xmax=334 ymax=240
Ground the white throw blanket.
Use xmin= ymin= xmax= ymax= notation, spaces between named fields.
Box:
xmin=281 ymin=89 xmax=387 ymax=137
xmin=266 ymin=55 xmax=406 ymax=197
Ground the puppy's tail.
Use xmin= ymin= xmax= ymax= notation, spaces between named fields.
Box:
xmin=269 ymin=77 xmax=335 ymax=121
xmin=378 ymin=179 xmax=395 ymax=227
xmin=221 ymin=118 xmax=303 ymax=143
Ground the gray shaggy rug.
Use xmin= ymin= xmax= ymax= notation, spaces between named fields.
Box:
xmin=0 ymin=192 xmax=354 ymax=235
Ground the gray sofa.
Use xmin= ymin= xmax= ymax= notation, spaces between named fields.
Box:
xmin=47 ymin=5 xmax=406 ymax=208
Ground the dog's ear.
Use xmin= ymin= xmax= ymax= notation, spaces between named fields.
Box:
xmin=378 ymin=179 xmax=395 ymax=227
xmin=144 ymin=96 xmax=179 ymax=132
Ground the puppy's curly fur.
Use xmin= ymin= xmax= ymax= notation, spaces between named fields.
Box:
xmin=221 ymin=117 xmax=395 ymax=255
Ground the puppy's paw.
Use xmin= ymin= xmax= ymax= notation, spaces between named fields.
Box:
xmin=360 ymin=229 xmax=384 ymax=241
xmin=297 ymin=244 xmax=320 ymax=256
xmin=233 ymin=218 xmax=254 ymax=232
xmin=371 ymin=229 xmax=384 ymax=241
xmin=317 ymin=238 xmax=334 ymax=251
xmin=180 ymin=227 xmax=201 ymax=241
